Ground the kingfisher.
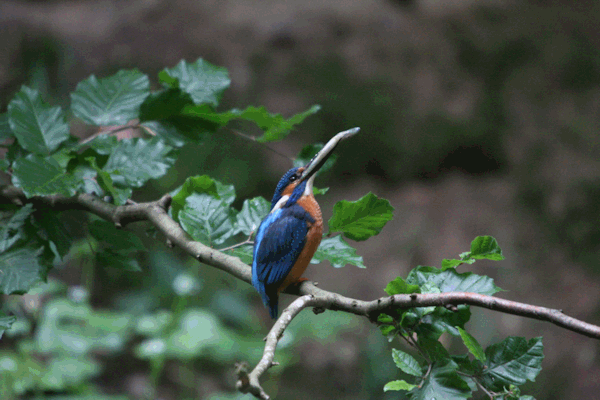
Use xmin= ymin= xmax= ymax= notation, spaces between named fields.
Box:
xmin=252 ymin=127 xmax=360 ymax=318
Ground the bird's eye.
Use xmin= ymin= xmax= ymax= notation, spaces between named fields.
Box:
xmin=289 ymin=174 xmax=298 ymax=182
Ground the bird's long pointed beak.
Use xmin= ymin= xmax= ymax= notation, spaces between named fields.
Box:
xmin=299 ymin=127 xmax=360 ymax=190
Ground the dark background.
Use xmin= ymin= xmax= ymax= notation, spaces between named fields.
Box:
xmin=1 ymin=0 xmax=600 ymax=399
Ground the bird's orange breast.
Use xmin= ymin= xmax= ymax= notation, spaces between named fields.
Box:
xmin=277 ymin=194 xmax=323 ymax=292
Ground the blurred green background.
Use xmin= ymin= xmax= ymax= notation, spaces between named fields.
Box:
xmin=1 ymin=0 xmax=600 ymax=399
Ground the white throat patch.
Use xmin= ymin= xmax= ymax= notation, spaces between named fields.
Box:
xmin=271 ymin=195 xmax=290 ymax=213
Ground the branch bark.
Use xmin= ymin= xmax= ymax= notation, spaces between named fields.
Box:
xmin=2 ymin=185 xmax=600 ymax=399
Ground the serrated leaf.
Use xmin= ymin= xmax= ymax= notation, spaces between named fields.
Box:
xmin=311 ymin=235 xmax=365 ymax=268
xmin=88 ymin=220 xmax=145 ymax=253
xmin=160 ymin=59 xmax=230 ymax=106
xmin=171 ymin=175 xmax=219 ymax=222
xmin=7 ymin=86 xmax=70 ymax=154
xmin=179 ymin=193 xmax=235 ymax=246
xmin=12 ymin=154 xmax=79 ymax=197
xmin=392 ymin=349 xmax=422 ymax=377
xmin=235 ymin=197 xmax=270 ymax=235
xmin=457 ymin=327 xmax=486 ymax=362
xmin=71 ymin=69 xmax=150 ymax=126
xmin=482 ymin=337 xmax=544 ymax=390
xmin=0 ymin=247 xmax=47 ymax=294
xmin=0 ymin=113 xmax=14 ymax=142
xmin=407 ymin=360 xmax=472 ymax=400
xmin=0 ymin=311 xmax=17 ymax=340
xmin=384 ymin=380 xmax=416 ymax=392
xmin=294 ymin=143 xmax=337 ymax=175
xmin=328 ymin=192 xmax=394 ymax=241
xmin=0 ymin=204 xmax=34 ymax=253
xmin=224 ymin=244 xmax=254 ymax=265
xmin=385 ymin=277 xmax=420 ymax=296
xmin=469 ymin=236 xmax=505 ymax=261
xmin=103 ymin=137 xmax=176 ymax=188
xmin=182 ymin=104 xmax=321 ymax=142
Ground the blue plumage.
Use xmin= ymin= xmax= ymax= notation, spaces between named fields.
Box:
xmin=252 ymin=193 xmax=315 ymax=318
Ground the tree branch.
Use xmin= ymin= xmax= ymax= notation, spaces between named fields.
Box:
xmin=2 ymin=185 xmax=600 ymax=399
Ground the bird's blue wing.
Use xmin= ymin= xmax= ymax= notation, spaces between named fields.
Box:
xmin=252 ymin=204 xmax=314 ymax=318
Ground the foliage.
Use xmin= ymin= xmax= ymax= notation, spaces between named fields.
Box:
xmin=379 ymin=236 xmax=543 ymax=399
xmin=0 ymin=59 xmax=544 ymax=399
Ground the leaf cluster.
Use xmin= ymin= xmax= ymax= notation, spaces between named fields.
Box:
xmin=380 ymin=236 xmax=543 ymax=400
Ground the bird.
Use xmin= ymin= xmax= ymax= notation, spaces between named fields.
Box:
xmin=252 ymin=127 xmax=360 ymax=318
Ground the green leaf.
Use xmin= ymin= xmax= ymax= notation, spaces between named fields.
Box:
xmin=0 ymin=247 xmax=47 ymax=295
xmin=35 ymin=211 xmax=73 ymax=259
xmin=313 ymin=186 xmax=329 ymax=196
xmin=407 ymin=266 xmax=503 ymax=296
xmin=385 ymin=277 xmax=420 ymax=296
xmin=11 ymin=154 xmax=79 ymax=197
xmin=0 ymin=113 xmax=14 ymax=142
xmin=224 ymin=244 xmax=254 ymax=265
xmin=164 ymin=309 xmax=224 ymax=358
xmin=441 ymin=258 xmax=474 ymax=270
xmin=418 ymin=336 xmax=451 ymax=363
xmin=41 ymin=356 xmax=101 ymax=390
xmin=377 ymin=313 xmax=394 ymax=324
xmin=482 ymin=337 xmax=544 ymax=390
xmin=0 ymin=204 xmax=34 ymax=253
xmin=384 ymin=380 xmax=416 ymax=392
xmin=7 ymin=86 xmax=70 ymax=154
xmin=85 ymin=156 xmax=131 ymax=205
xmin=140 ymin=120 xmax=188 ymax=148
xmin=139 ymin=88 xmax=194 ymax=122
xmin=85 ymin=134 xmax=118 ymax=155
xmin=469 ymin=236 xmax=505 ymax=261
xmin=160 ymin=58 xmax=230 ymax=106
xmin=328 ymin=192 xmax=394 ymax=241
xmin=179 ymin=193 xmax=235 ymax=246
xmin=311 ymin=235 xmax=365 ymax=268
xmin=235 ymin=197 xmax=270 ymax=235
xmin=35 ymin=298 xmax=132 ymax=354
xmin=182 ymin=104 xmax=321 ymax=142
xmin=0 ymin=312 xmax=17 ymax=340
xmin=215 ymin=181 xmax=236 ymax=205
xmin=88 ymin=220 xmax=145 ymax=253
xmin=294 ymin=142 xmax=337 ymax=175
xmin=171 ymin=175 xmax=220 ymax=222
xmin=71 ymin=69 xmax=150 ymax=126
xmin=417 ymin=305 xmax=471 ymax=339
xmin=407 ymin=360 xmax=472 ymax=400
xmin=103 ymin=137 xmax=176 ymax=188
xmin=392 ymin=348 xmax=422 ymax=377
xmin=457 ymin=327 xmax=486 ymax=362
